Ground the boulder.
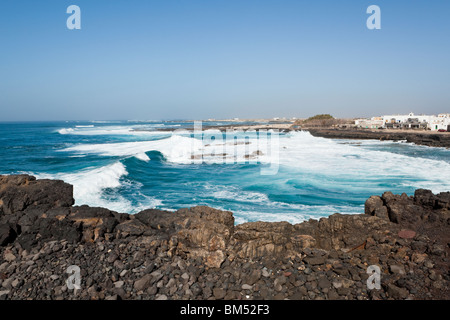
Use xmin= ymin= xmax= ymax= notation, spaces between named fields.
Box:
xmin=115 ymin=219 xmax=147 ymax=237
xmin=134 ymin=209 xmax=174 ymax=229
xmin=414 ymin=189 xmax=437 ymax=208
xmin=0 ymin=175 xmax=74 ymax=215
xmin=436 ymin=192 xmax=450 ymax=209
xmin=381 ymin=192 xmax=425 ymax=227
xmin=172 ymin=206 xmax=234 ymax=268
xmin=365 ymin=196 xmax=389 ymax=220
xmin=69 ymin=206 xmax=126 ymax=241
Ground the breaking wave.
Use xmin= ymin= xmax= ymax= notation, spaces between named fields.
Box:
xmin=35 ymin=162 xmax=162 ymax=213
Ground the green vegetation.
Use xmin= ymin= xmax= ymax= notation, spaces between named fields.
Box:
xmin=292 ymin=114 xmax=349 ymax=128
xmin=305 ymin=114 xmax=334 ymax=122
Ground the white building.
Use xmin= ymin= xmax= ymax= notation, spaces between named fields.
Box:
xmin=380 ymin=112 xmax=450 ymax=131
xmin=382 ymin=113 xmax=431 ymax=127
xmin=429 ymin=113 xmax=450 ymax=131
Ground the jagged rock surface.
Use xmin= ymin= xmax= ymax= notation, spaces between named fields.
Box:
xmin=0 ymin=175 xmax=448 ymax=300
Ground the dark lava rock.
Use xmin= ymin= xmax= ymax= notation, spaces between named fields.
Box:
xmin=0 ymin=175 xmax=448 ymax=300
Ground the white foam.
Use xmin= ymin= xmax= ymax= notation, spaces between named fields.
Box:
xmin=135 ymin=153 xmax=150 ymax=162
xmin=277 ymin=131 xmax=450 ymax=194
xmin=37 ymin=162 xmax=126 ymax=207
xmin=35 ymin=162 xmax=162 ymax=213
xmin=57 ymin=125 xmax=170 ymax=137
xmin=58 ymin=128 xmax=74 ymax=134
xmin=59 ymin=130 xmax=450 ymax=198
xmin=60 ymin=135 xmax=204 ymax=163
xmin=212 ymin=189 xmax=270 ymax=203
xmin=59 ymin=130 xmax=275 ymax=165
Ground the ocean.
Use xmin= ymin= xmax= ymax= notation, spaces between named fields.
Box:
xmin=1 ymin=120 xmax=449 ymax=225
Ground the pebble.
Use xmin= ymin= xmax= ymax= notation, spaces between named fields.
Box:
xmin=389 ymin=265 xmax=406 ymax=275
xmin=318 ymin=277 xmax=331 ymax=289
xmin=120 ymin=269 xmax=128 ymax=277
xmin=213 ymin=288 xmax=226 ymax=299
xmin=134 ymin=274 xmax=152 ymax=291
xmin=107 ymin=253 xmax=118 ymax=263
xmin=181 ymin=273 xmax=189 ymax=281
xmin=3 ymin=252 xmax=15 ymax=262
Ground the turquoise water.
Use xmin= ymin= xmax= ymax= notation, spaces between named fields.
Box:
xmin=1 ymin=121 xmax=449 ymax=224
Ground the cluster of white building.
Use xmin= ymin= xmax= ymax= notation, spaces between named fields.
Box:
xmin=355 ymin=113 xmax=450 ymax=131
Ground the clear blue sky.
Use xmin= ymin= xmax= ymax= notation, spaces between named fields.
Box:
xmin=0 ymin=0 xmax=449 ymax=121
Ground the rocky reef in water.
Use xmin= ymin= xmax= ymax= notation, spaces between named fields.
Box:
xmin=0 ymin=175 xmax=448 ymax=300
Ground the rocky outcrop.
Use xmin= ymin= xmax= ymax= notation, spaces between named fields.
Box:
xmin=365 ymin=189 xmax=450 ymax=230
xmin=0 ymin=175 xmax=74 ymax=215
xmin=307 ymin=128 xmax=450 ymax=148
xmin=0 ymin=175 xmax=449 ymax=300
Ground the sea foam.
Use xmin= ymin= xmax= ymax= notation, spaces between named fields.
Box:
xmin=59 ymin=130 xmax=450 ymax=194
xmin=35 ymin=161 xmax=162 ymax=213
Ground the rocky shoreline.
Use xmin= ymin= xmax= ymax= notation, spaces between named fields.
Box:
xmin=0 ymin=175 xmax=449 ymax=300
xmin=307 ymin=128 xmax=450 ymax=148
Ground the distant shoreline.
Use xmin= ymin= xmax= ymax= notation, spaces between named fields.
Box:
xmin=133 ymin=121 xmax=450 ymax=148
xmin=306 ymin=128 xmax=450 ymax=148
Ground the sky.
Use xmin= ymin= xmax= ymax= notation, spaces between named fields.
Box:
xmin=0 ymin=0 xmax=449 ymax=121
